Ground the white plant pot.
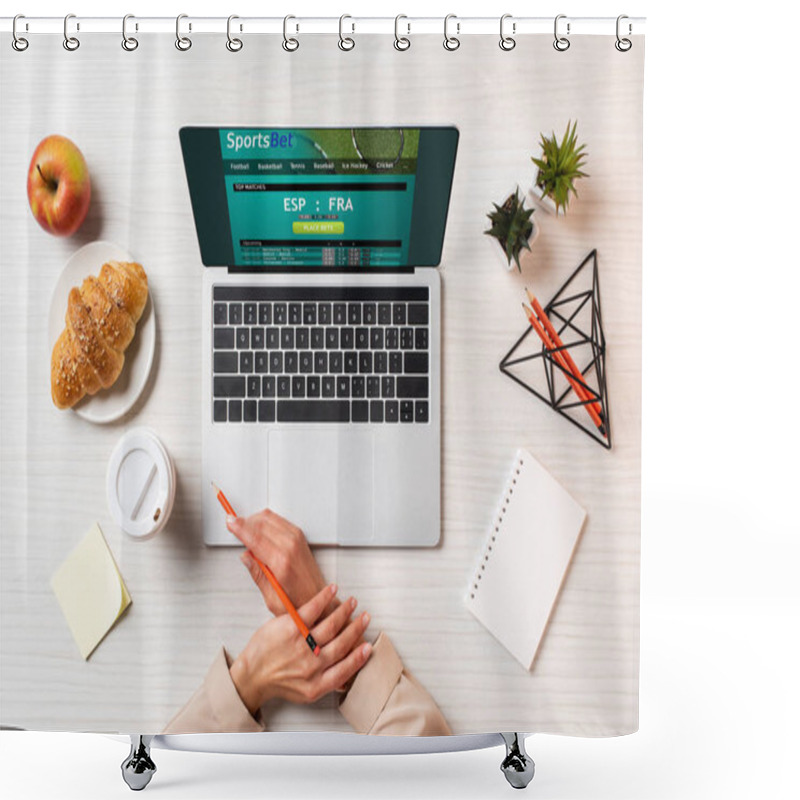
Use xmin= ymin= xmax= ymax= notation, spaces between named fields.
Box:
xmin=528 ymin=178 xmax=562 ymax=216
xmin=489 ymin=210 xmax=540 ymax=272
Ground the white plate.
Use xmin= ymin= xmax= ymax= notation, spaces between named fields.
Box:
xmin=48 ymin=240 xmax=156 ymax=424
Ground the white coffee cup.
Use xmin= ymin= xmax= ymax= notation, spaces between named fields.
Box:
xmin=107 ymin=427 xmax=176 ymax=540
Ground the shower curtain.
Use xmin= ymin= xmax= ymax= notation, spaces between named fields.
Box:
xmin=0 ymin=25 xmax=643 ymax=738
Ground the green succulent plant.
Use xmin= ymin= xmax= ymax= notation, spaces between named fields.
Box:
xmin=485 ymin=189 xmax=535 ymax=271
xmin=532 ymin=120 xmax=588 ymax=215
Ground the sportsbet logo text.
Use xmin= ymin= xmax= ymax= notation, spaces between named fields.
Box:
xmin=226 ymin=132 xmax=296 ymax=153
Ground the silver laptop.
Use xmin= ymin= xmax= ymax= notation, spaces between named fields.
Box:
xmin=180 ymin=127 xmax=459 ymax=546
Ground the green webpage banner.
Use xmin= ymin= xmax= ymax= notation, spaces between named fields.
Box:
xmin=220 ymin=128 xmax=419 ymax=267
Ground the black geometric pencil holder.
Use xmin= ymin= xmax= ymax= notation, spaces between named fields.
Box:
xmin=499 ymin=249 xmax=611 ymax=449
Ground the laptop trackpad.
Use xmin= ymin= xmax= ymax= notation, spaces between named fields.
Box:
xmin=268 ymin=430 xmax=374 ymax=545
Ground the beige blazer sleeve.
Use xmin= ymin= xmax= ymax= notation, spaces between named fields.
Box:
xmin=163 ymin=632 xmax=449 ymax=737
xmin=162 ymin=646 xmax=264 ymax=734
xmin=339 ymin=632 xmax=451 ymax=736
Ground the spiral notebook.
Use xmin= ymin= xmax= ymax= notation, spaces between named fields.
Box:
xmin=465 ymin=448 xmax=587 ymax=670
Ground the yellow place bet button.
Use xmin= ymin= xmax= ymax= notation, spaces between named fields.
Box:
xmin=292 ymin=221 xmax=345 ymax=234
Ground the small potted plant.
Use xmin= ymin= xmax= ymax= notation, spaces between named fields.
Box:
xmin=485 ymin=187 xmax=539 ymax=272
xmin=529 ymin=120 xmax=588 ymax=216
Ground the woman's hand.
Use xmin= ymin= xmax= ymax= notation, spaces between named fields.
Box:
xmin=229 ymin=583 xmax=372 ymax=714
xmin=227 ymin=510 xmax=326 ymax=616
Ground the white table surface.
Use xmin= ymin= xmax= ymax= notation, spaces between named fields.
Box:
xmin=0 ymin=33 xmax=642 ymax=735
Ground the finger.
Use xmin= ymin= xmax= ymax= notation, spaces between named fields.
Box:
xmin=256 ymin=510 xmax=309 ymax=570
xmin=298 ymin=583 xmax=338 ymax=628
xmin=311 ymin=596 xmax=356 ymax=646
xmin=249 ymin=509 xmax=302 ymax=554
xmin=321 ymin=612 xmax=370 ymax=667
xmin=240 ymin=551 xmax=279 ymax=605
xmin=228 ymin=510 xmax=290 ymax=561
xmin=258 ymin=507 xmax=304 ymax=539
xmin=227 ymin=513 xmax=269 ymax=552
xmin=318 ymin=642 xmax=372 ymax=696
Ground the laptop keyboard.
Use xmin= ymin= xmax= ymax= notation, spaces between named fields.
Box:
xmin=211 ymin=286 xmax=431 ymax=424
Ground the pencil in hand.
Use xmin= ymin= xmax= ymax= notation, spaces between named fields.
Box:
xmin=211 ymin=482 xmax=320 ymax=656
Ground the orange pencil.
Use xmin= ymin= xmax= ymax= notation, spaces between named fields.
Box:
xmin=526 ymin=288 xmax=604 ymax=421
xmin=522 ymin=304 xmax=607 ymax=437
xmin=211 ymin=482 xmax=320 ymax=656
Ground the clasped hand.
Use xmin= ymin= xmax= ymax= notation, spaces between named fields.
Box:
xmin=226 ymin=510 xmax=371 ymax=714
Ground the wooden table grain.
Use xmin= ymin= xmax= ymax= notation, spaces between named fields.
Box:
xmin=0 ymin=33 xmax=643 ymax=736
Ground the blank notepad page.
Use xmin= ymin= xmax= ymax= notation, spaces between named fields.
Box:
xmin=465 ymin=448 xmax=587 ymax=670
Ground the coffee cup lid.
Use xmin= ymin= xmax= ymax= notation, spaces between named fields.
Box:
xmin=107 ymin=427 xmax=174 ymax=540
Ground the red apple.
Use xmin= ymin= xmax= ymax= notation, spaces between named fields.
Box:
xmin=27 ymin=135 xmax=91 ymax=236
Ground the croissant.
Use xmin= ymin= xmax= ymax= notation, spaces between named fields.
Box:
xmin=51 ymin=261 xmax=148 ymax=409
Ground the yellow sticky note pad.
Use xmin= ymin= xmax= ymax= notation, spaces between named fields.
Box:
xmin=50 ymin=523 xmax=132 ymax=660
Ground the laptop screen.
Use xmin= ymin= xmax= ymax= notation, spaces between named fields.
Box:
xmin=180 ymin=127 xmax=459 ymax=269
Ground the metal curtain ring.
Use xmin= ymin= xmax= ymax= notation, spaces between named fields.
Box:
xmin=499 ymin=14 xmax=515 ymax=51
xmin=394 ymin=14 xmax=410 ymax=51
xmin=615 ymin=14 xmax=632 ymax=51
xmin=283 ymin=15 xmax=299 ymax=52
xmin=12 ymin=14 xmax=29 ymax=51
xmin=176 ymin=14 xmax=192 ymax=51
xmin=226 ymin=15 xmax=242 ymax=52
xmin=121 ymin=14 xmax=138 ymax=51
xmin=553 ymin=14 xmax=570 ymax=51
xmin=63 ymin=14 xmax=80 ymax=51
xmin=338 ymin=14 xmax=355 ymax=51
xmin=443 ymin=14 xmax=460 ymax=51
